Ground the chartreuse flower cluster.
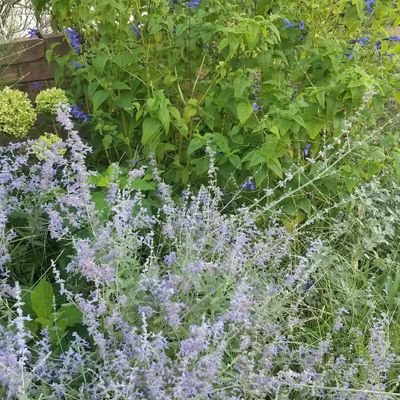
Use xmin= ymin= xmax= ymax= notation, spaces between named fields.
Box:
xmin=0 ymin=87 xmax=36 ymax=137
xmin=33 ymin=133 xmax=66 ymax=160
xmin=35 ymin=87 xmax=70 ymax=114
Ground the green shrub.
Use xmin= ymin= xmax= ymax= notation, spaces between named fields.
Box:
xmin=36 ymin=0 xmax=400 ymax=216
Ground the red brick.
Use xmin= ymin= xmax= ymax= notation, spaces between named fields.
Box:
xmin=17 ymin=60 xmax=56 ymax=83
xmin=0 ymin=39 xmax=45 ymax=65
xmin=0 ymin=64 xmax=19 ymax=82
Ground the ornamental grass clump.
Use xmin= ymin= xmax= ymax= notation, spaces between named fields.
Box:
xmin=0 ymin=108 xmax=399 ymax=399
xmin=0 ymin=87 xmax=36 ymax=137
xmin=35 ymin=88 xmax=70 ymax=114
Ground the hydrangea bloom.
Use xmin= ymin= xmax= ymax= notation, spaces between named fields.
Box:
xmin=35 ymin=88 xmax=70 ymax=114
xmin=0 ymin=87 xmax=36 ymax=137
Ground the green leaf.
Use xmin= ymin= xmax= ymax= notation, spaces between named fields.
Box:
xmin=247 ymin=150 xmax=264 ymax=167
xmin=114 ymin=92 xmax=132 ymax=109
xmin=91 ymin=191 xmax=111 ymax=221
xmin=142 ymin=118 xmax=162 ymax=146
xmin=169 ymin=106 xmax=182 ymax=121
xmin=296 ymin=197 xmax=312 ymax=215
xmin=31 ymin=279 xmax=54 ymax=319
xmin=187 ymin=137 xmax=204 ymax=156
xmin=159 ymin=100 xmax=170 ymax=134
xmin=218 ymin=38 xmax=229 ymax=53
xmin=31 ymin=0 xmax=49 ymax=14
xmin=111 ymin=81 xmax=131 ymax=90
xmin=237 ymin=103 xmax=253 ymax=125
xmin=183 ymin=99 xmax=198 ymax=123
xmin=35 ymin=317 xmax=51 ymax=328
xmin=266 ymin=157 xmax=282 ymax=178
xmin=228 ymin=36 xmax=239 ymax=57
xmin=58 ymin=303 xmax=82 ymax=327
xmin=393 ymin=152 xmax=400 ymax=178
xmin=234 ymin=76 xmax=248 ymax=98
xmin=130 ymin=179 xmax=156 ymax=191
xmin=88 ymin=82 xmax=99 ymax=98
xmin=228 ymin=154 xmax=241 ymax=168
xmin=92 ymin=54 xmax=108 ymax=74
xmin=102 ymin=134 xmax=113 ymax=150
xmin=92 ymin=90 xmax=110 ymax=111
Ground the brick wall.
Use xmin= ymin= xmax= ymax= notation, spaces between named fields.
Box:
xmin=0 ymin=34 xmax=69 ymax=99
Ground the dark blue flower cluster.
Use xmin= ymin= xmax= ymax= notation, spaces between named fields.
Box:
xmin=282 ymin=18 xmax=305 ymax=31
xmin=303 ymin=143 xmax=312 ymax=158
xmin=241 ymin=179 xmax=255 ymax=191
xmin=251 ymin=72 xmax=262 ymax=113
xmin=71 ymin=104 xmax=89 ymax=123
xmin=347 ymin=34 xmax=399 ymax=61
xmin=71 ymin=61 xmax=83 ymax=69
xmin=31 ymin=81 xmax=43 ymax=91
xmin=65 ymin=28 xmax=81 ymax=54
xmin=27 ymin=28 xmax=40 ymax=38
xmin=129 ymin=24 xmax=141 ymax=39
xmin=188 ymin=0 xmax=201 ymax=9
xmin=349 ymin=37 xmax=369 ymax=46
xmin=365 ymin=0 xmax=375 ymax=14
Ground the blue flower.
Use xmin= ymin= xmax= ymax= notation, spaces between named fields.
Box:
xmin=298 ymin=20 xmax=305 ymax=30
xmin=188 ymin=0 xmax=201 ymax=8
xmin=304 ymin=280 xmax=315 ymax=290
xmin=365 ymin=0 xmax=375 ymax=14
xmin=31 ymin=81 xmax=43 ymax=90
xmin=129 ymin=24 xmax=141 ymax=39
xmin=303 ymin=143 xmax=312 ymax=157
xmin=71 ymin=61 xmax=83 ymax=69
xmin=252 ymin=102 xmax=261 ymax=112
xmin=65 ymin=28 xmax=81 ymax=54
xmin=71 ymin=104 xmax=89 ymax=123
xmin=375 ymin=41 xmax=382 ymax=51
xmin=349 ymin=37 xmax=369 ymax=46
xmin=282 ymin=18 xmax=295 ymax=29
xmin=28 ymin=28 xmax=40 ymax=38
xmin=241 ymin=179 xmax=255 ymax=191
xmin=387 ymin=36 xmax=400 ymax=41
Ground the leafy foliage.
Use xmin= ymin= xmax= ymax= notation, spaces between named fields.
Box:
xmin=40 ymin=0 xmax=400 ymax=219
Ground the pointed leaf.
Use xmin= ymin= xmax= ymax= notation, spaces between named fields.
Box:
xmin=92 ymin=90 xmax=110 ymax=111
xmin=159 ymin=101 xmax=170 ymax=133
xmin=31 ymin=279 xmax=54 ymax=319
xmin=234 ymin=76 xmax=248 ymax=98
xmin=187 ymin=137 xmax=204 ymax=156
xmin=142 ymin=118 xmax=162 ymax=146
xmin=237 ymin=103 xmax=253 ymax=125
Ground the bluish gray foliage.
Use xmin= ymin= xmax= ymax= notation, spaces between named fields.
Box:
xmin=0 ymin=107 xmax=398 ymax=399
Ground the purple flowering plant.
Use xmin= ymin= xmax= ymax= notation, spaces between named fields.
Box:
xmin=1 ymin=108 xmax=400 ymax=398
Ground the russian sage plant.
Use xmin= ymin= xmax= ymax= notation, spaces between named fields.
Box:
xmin=0 ymin=107 xmax=399 ymax=399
